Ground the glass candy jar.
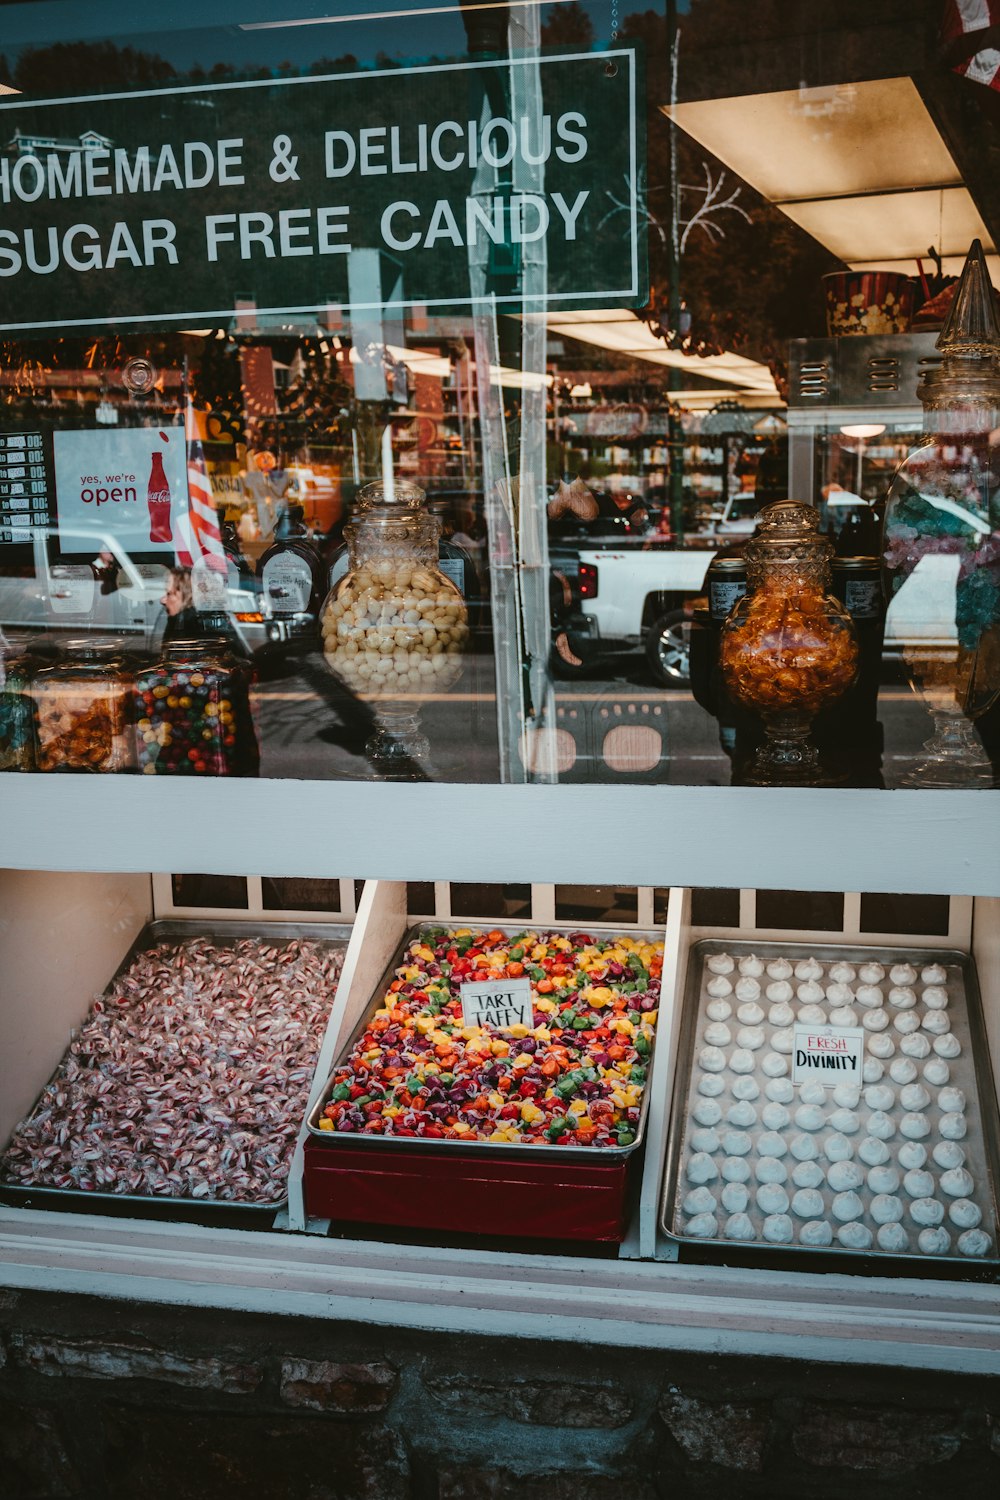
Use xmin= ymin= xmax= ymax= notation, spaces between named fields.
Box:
xmin=720 ymin=500 xmax=859 ymax=784
xmin=0 ymin=646 xmax=35 ymax=771
xmin=882 ymin=240 xmax=1000 ymax=788
xmin=134 ymin=635 xmax=259 ymax=776
xmin=320 ymin=479 xmax=469 ymax=768
xmin=31 ymin=643 xmax=133 ymax=773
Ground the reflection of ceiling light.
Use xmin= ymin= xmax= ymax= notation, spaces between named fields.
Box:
xmin=537 ymin=311 xmax=780 ymax=400
xmin=348 ymin=343 xmax=450 ymax=378
xmin=663 ymin=77 xmax=995 ymax=265
xmin=345 ymin=341 xmax=551 ymax=390
xmin=664 ymin=78 xmax=959 ymax=200
xmin=840 ymin=423 xmax=886 ymax=438
xmin=784 ymin=187 xmax=991 ymax=263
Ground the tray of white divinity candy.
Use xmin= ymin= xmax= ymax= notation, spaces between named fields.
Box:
xmin=662 ymin=942 xmax=1000 ymax=1267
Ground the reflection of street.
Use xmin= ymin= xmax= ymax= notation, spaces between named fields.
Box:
xmin=252 ymin=651 xmax=944 ymax=786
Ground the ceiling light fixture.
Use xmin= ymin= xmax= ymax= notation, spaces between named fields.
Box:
xmin=663 ymin=77 xmax=995 ymax=270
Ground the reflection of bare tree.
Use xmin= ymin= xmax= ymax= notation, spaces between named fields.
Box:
xmin=678 ymin=164 xmax=752 ymax=254
xmin=540 ymin=3 xmax=594 ymax=46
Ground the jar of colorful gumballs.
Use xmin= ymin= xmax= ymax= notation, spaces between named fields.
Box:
xmin=133 ymin=635 xmax=259 ymax=776
xmin=0 ymin=647 xmax=36 ymax=771
xmin=30 ymin=643 xmax=133 ymax=773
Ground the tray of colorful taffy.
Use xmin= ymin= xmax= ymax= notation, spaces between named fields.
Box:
xmin=303 ymin=923 xmax=664 ymax=1241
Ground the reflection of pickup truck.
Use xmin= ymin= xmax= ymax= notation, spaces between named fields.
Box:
xmin=549 ymin=490 xmax=758 ymax=684
xmin=551 ymin=536 xmax=719 ymax=686
xmin=0 ymin=527 xmax=275 ymax=656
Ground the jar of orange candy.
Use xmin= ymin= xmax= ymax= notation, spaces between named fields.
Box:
xmin=720 ymin=501 xmax=858 ymax=784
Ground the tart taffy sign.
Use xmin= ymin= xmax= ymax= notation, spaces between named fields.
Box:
xmin=0 ymin=48 xmax=644 ymax=333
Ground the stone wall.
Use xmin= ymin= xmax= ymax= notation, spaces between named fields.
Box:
xmin=1 ymin=1289 xmax=998 ymax=1498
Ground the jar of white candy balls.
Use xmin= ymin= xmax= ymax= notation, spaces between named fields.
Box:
xmin=320 ymin=479 xmax=469 ymax=767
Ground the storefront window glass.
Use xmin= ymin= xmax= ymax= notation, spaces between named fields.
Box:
xmin=0 ymin=2 xmax=997 ymax=790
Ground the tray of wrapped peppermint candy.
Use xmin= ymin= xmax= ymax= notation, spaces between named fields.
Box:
xmin=662 ymin=940 xmax=1000 ymax=1267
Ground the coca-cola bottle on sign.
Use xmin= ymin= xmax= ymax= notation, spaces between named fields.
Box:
xmin=147 ymin=451 xmax=172 ymax=544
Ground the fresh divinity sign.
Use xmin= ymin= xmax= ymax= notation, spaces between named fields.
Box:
xmin=792 ymin=1025 xmax=866 ymax=1087
xmin=0 ymin=48 xmax=644 ymax=332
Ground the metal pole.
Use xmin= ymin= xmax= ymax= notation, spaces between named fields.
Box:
xmin=663 ymin=0 xmax=686 ymax=544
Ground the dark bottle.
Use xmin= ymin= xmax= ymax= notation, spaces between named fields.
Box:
xmin=258 ymin=504 xmax=325 ymax=621
xmin=812 ymin=555 xmax=886 ymax=787
xmin=834 ymin=501 xmax=880 ymax=556
xmin=220 ymin=518 xmax=256 ymax=589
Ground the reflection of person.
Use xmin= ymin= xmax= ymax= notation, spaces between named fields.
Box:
xmin=161 ymin=567 xmax=200 ymax=641
xmin=90 ymin=549 xmax=119 ymax=595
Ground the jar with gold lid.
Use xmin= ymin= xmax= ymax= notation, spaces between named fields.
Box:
xmin=319 ymin=479 xmax=469 ymax=770
xmin=720 ymin=500 xmax=859 ymax=784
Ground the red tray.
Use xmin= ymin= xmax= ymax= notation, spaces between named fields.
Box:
xmin=303 ymin=1136 xmax=632 ymax=1242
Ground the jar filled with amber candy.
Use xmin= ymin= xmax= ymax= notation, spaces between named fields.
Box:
xmin=30 ymin=643 xmax=133 ymax=773
xmin=719 ymin=500 xmax=858 ymax=783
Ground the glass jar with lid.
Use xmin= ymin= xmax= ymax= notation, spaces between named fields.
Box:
xmin=720 ymin=499 xmax=859 ymax=784
xmin=0 ymin=641 xmax=36 ymax=771
xmin=134 ymin=633 xmax=259 ymax=776
xmin=319 ymin=478 xmax=469 ymax=768
xmin=30 ymin=643 xmax=133 ymax=773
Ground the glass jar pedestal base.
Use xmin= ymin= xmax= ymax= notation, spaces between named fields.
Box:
xmin=366 ymin=701 xmax=431 ymax=778
xmin=740 ymin=709 xmax=835 ymax=788
xmin=903 ymin=710 xmax=995 ymax=789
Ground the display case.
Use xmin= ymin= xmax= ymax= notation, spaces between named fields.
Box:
xmin=1 ymin=865 xmax=998 ymax=1378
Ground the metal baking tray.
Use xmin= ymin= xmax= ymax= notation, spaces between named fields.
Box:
xmin=0 ymin=918 xmax=351 ymax=1217
xmin=661 ymin=940 xmax=1000 ymax=1268
xmin=308 ymin=920 xmax=665 ymax=1162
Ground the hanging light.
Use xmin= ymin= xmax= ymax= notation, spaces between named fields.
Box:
xmin=643 ymin=296 xmax=724 ymax=358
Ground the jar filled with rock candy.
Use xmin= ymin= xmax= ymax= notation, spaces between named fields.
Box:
xmin=30 ymin=642 xmax=133 ymax=773
xmin=720 ymin=500 xmax=858 ymax=784
xmin=320 ymin=478 xmax=469 ymax=768
xmin=0 ymin=645 xmax=35 ymax=771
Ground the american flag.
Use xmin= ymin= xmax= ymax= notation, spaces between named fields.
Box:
xmin=942 ymin=0 xmax=1000 ymax=90
xmin=177 ymin=399 xmax=226 ymax=574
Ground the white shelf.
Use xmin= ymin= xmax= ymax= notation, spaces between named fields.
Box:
xmin=2 ymin=876 xmax=999 ymax=1373
xmin=1 ymin=776 xmax=998 ymax=896
xmin=2 ymin=1208 xmax=998 ymax=1374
